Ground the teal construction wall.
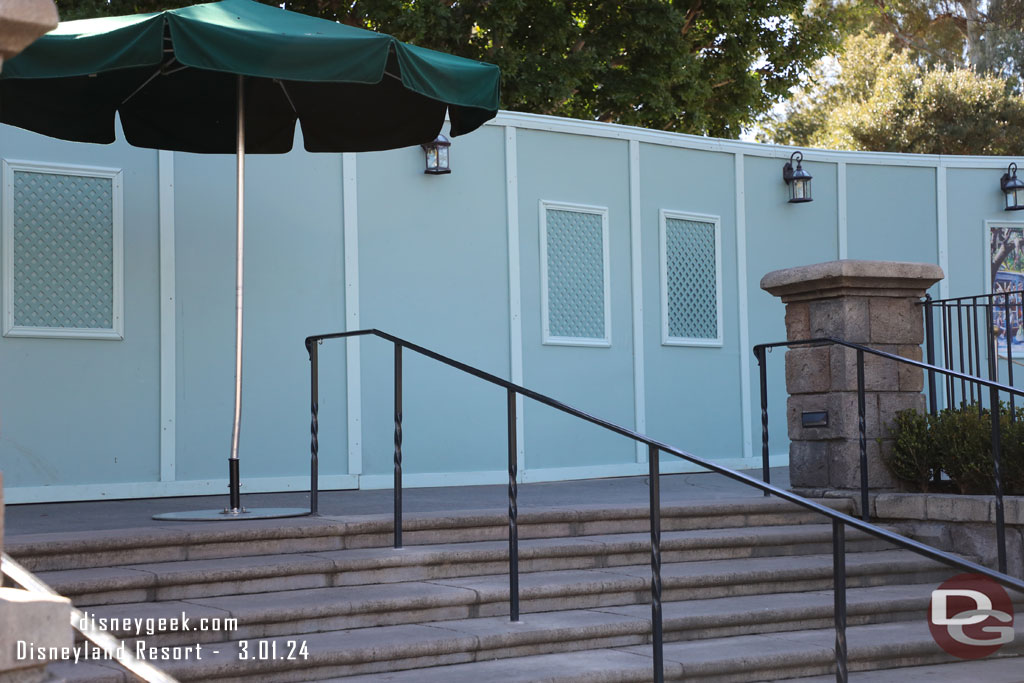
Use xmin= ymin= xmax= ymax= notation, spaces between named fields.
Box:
xmin=1 ymin=112 xmax=1020 ymax=502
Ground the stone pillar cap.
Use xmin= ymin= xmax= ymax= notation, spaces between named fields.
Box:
xmin=0 ymin=0 xmax=59 ymax=63
xmin=761 ymin=259 xmax=944 ymax=303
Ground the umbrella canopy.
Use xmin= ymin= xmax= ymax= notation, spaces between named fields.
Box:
xmin=0 ymin=0 xmax=500 ymax=519
xmin=0 ymin=0 xmax=500 ymax=152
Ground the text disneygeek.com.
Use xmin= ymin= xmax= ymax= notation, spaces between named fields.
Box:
xmin=14 ymin=610 xmax=309 ymax=663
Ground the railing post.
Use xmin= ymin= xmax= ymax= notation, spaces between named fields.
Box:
xmin=648 ymin=444 xmax=664 ymax=683
xmin=924 ymin=296 xmax=942 ymax=486
xmin=1004 ymin=293 xmax=1016 ymax=418
xmin=394 ymin=342 xmax=403 ymax=549
xmin=942 ymin=305 xmax=954 ymax=407
xmin=924 ymin=294 xmax=938 ymax=417
xmin=856 ymin=349 xmax=869 ymax=522
xmin=974 ymin=300 xmax=983 ymax=410
xmin=833 ymin=519 xmax=849 ymax=683
xmin=990 ymin=383 xmax=1007 ymax=574
xmin=309 ymin=340 xmax=319 ymax=516
xmin=507 ymin=388 xmax=520 ymax=622
xmin=755 ymin=346 xmax=770 ymax=495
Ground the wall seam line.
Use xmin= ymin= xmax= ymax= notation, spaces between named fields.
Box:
xmin=158 ymin=150 xmax=176 ymax=482
xmin=343 ymin=152 xmax=363 ymax=478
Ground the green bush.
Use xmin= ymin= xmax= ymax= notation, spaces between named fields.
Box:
xmin=1000 ymin=405 xmax=1024 ymax=495
xmin=933 ymin=407 xmax=994 ymax=494
xmin=886 ymin=409 xmax=939 ymax=492
xmin=886 ymin=403 xmax=1024 ymax=495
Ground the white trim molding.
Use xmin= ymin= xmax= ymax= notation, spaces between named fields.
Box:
xmin=520 ymin=453 xmax=789 ymax=483
xmin=342 ymin=152 xmax=363 ymax=476
xmin=539 ymin=200 xmax=612 ymax=347
xmin=837 ymin=162 xmax=848 ymax=259
xmin=158 ymin=151 xmax=176 ymax=482
xmin=629 ymin=140 xmax=647 ymax=463
xmin=357 ymin=453 xmax=790 ymax=490
xmin=659 ymin=209 xmax=724 ymax=347
xmin=734 ymin=153 xmax=753 ymax=459
xmin=2 ymin=159 xmax=125 ymax=340
xmin=937 ymin=166 xmax=950 ymax=300
xmin=4 ymin=474 xmax=359 ymax=505
xmin=489 ymin=110 xmax=1023 ymax=170
xmin=505 ymin=126 xmax=526 ymax=475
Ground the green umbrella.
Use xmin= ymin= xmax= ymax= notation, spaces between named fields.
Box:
xmin=0 ymin=0 xmax=500 ymax=519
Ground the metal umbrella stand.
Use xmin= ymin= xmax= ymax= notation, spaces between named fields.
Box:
xmin=0 ymin=0 xmax=500 ymax=520
xmin=159 ymin=77 xmax=286 ymax=521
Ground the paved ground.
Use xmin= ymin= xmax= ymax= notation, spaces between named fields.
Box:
xmin=3 ymin=467 xmax=789 ymax=536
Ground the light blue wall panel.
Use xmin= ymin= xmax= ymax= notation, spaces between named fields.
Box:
xmin=744 ymin=156 xmax=839 ymax=457
xmin=947 ymin=168 xmax=1006 ymax=296
xmin=518 ymin=130 xmax=634 ymax=470
xmin=357 ymin=125 xmax=510 ymax=477
xmin=9 ymin=109 xmax=1024 ymax=501
xmin=173 ymin=135 xmax=347 ymax=482
xmin=638 ymin=144 xmax=742 ymax=460
xmin=0 ymin=124 xmax=160 ymax=486
xmin=846 ymin=165 xmax=938 ymax=265
xmin=945 ymin=168 xmax=1020 ymax=392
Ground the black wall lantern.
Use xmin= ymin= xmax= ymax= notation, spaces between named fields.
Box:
xmin=421 ymin=134 xmax=451 ymax=175
xmin=1001 ymin=163 xmax=1024 ymax=211
xmin=782 ymin=151 xmax=813 ymax=203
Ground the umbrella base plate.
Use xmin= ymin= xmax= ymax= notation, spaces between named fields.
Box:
xmin=153 ymin=507 xmax=310 ymax=521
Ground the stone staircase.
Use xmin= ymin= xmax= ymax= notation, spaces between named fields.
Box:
xmin=5 ymin=497 xmax=1022 ymax=682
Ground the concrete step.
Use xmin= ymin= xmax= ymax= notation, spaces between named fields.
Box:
xmin=41 ymin=523 xmax=893 ymax=606
xmin=324 ymin=620 xmax=1024 ymax=683
xmin=780 ymin=657 xmax=1024 ymax=682
xmin=47 ymin=616 xmax=1024 ymax=682
xmin=67 ymin=549 xmax=953 ymax=646
xmin=6 ymin=497 xmax=854 ymax=572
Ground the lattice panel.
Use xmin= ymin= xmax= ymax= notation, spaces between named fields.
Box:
xmin=665 ymin=217 xmax=718 ymax=340
xmin=12 ymin=171 xmax=115 ymax=329
xmin=546 ymin=208 xmax=606 ymax=339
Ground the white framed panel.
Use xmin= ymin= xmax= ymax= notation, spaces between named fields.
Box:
xmin=539 ymin=200 xmax=612 ymax=346
xmin=660 ymin=209 xmax=723 ymax=347
xmin=2 ymin=159 xmax=124 ymax=340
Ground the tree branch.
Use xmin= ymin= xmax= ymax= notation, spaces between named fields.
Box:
xmin=681 ymin=1 xmax=703 ymax=37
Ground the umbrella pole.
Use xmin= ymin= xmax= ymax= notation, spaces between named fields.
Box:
xmin=153 ymin=76 xmax=308 ymax=521
xmin=228 ymin=74 xmax=245 ymax=513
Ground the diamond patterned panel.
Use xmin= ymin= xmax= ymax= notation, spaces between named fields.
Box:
xmin=12 ymin=171 xmax=114 ymax=329
xmin=666 ymin=217 xmax=718 ymax=340
xmin=546 ymin=208 xmax=606 ymax=339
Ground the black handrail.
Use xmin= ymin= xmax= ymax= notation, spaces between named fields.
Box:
xmin=754 ymin=336 xmax=1024 ymax=575
xmin=307 ymin=329 xmax=1024 ymax=683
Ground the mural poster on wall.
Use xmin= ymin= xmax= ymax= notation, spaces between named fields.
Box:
xmin=991 ymin=226 xmax=1024 ymax=359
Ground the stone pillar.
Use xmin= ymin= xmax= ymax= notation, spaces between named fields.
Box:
xmin=761 ymin=260 xmax=944 ymax=493
xmin=0 ymin=0 xmax=58 ymax=71
xmin=1 ymin=472 xmax=74 ymax=683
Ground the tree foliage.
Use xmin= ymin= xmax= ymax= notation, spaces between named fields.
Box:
xmin=809 ymin=0 xmax=1024 ymax=88
xmin=54 ymin=0 xmax=838 ymax=137
xmin=763 ymin=32 xmax=1024 ymax=154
